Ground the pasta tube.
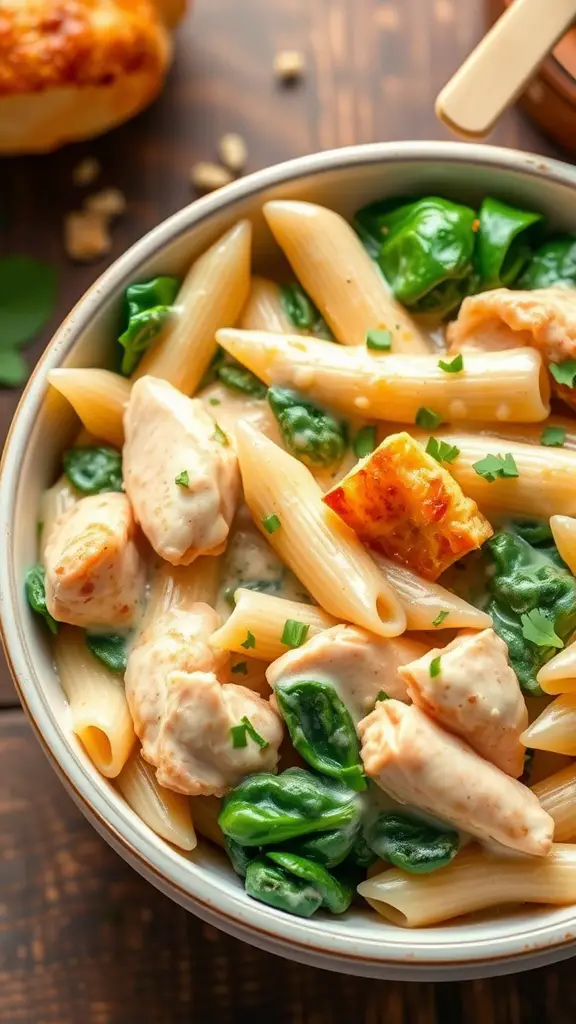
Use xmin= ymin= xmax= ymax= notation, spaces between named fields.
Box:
xmin=210 ymin=589 xmax=338 ymax=662
xmin=54 ymin=626 xmax=135 ymax=778
xmin=358 ymin=844 xmax=576 ymax=927
xmin=189 ymin=796 xmax=225 ymax=848
xmin=537 ymin=643 xmax=576 ymax=695
xmin=263 ymin=200 xmax=429 ymax=352
xmin=533 ymin=763 xmax=576 ymax=841
xmin=146 ymin=556 xmax=221 ymax=620
xmin=234 ymin=422 xmax=406 ymax=637
xmin=551 ymin=515 xmax=576 ymax=574
xmin=48 ymin=368 xmax=131 ymax=448
xmin=216 ymin=330 xmax=549 ymax=424
xmin=373 ymin=554 xmax=492 ymax=632
xmin=116 ymin=747 xmax=197 ymax=851
xmin=39 ymin=474 xmax=79 ymax=555
xmin=134 ymin=220 xmax=252 ymax=395
xmin=240 ymin=276 xmax=297 ymax=333
xmin=387 ymin=415 xmax=576 ymax=451
xmin=521 ymin=695 xmax=576 ymax=755
xmin=410 ymin=431 xmax=576 ymax=519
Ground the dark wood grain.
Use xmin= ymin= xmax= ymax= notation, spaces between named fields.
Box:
xmin=0 ymin=0 xmax=572 ymax=1019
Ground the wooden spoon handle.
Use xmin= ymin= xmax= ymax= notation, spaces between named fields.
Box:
xmin=436 ymin=0 xmax=576 ymax=138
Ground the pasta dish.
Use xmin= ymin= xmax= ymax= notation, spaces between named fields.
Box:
xmin=27 ymin=193 xmax=576 ymax=928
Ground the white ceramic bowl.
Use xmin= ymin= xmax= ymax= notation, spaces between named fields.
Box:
xmin=4 ymin=141 xmax=576 ymax=981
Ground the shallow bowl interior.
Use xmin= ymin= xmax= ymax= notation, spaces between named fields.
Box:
xmin=3 ymin=141 xmax=576 ymax=981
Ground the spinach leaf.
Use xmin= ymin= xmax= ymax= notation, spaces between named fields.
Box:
xmin=363 ymin=812 xmax=460 ymax=874
xmin=63 ymin=446 xmax=123 ymax=494
xmin=216 ymin=361 xmax=267 ymax=398
xmin=266 ymin=852 xmax=354 ymax=914
xmin=225 ymin=836 xmax=255 ymax=878
xmin=485 ymin=531 xmax=576 ymax=695
xmin=475 ymin=197 xmax=542 ymax=289
xmin=267 ymin=387 xmax=347 ymax=468
xmin=218 ymin=767 xmax=363 ymax=847
xmin=274 ymin=678 xmax=366 ymax=791
xmin=25 ymin=564 xmax=58 ymax=634
xmin=520 ymin=235 xmax=576 ymax=289
xmin=0 ymin=256 xmax=58 ymax=347
xmin=280 ymin=283 xmax=333 ymax=339
xmin=282 ymin=821 xmax=361 ymax=868
xmin=86 ymin=633 xmax=127 ymax=673
xmin=118 ymin=276 xmax=180 ymax=375
xmin=244 ymin=858 xmax=323 ymax=917
xmin=363 ymin=197 xmax=477 ymax=317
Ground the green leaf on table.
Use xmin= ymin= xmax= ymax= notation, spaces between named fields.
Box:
xmin=0 ymin=349 xmax=28 ymax=387
xmin=0 ymin=256 xmax=57 ymax=348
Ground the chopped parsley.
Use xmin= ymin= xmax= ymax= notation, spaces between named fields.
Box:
xmin=281 ymin=619 xmax=310 ymax=648
xmin=429 ymin=656 xmax=442 ymax=678
xmin=375 ymin=690 xmax=389 ymax=702
xmin=549 ymin=360 xmax=576 ymax=389
xmin=521 ymin=609 xmax=564 ymax=649
xmin=353 ymin=425 xmax=377 ymax=459
xmin=425 ymin=437 xmax=460 ymax=465
xmin=541 ymin=425 xmax=566 ymax=447
xmin=432 ymin=610 xmax=449 ymax=627
xmin=366 ymin=329 xmax=392 ymax=351
xmin=175 ymin=470 xmax=189 ymax=488
xmin=212 ymin=422 xmax=229 ymax=447
xmin=231 ymin=661 xmax=248 ymax=675
xmin=472 ymin=452 xmax=519 ymax=482
xmin=230 ymin=716 xmax=269 ymax=750
xmin=262 ymin=514 xmax=281 ymax=534
xmin=438 ymin=353 xmax=464 ymax=373
xmin=208 ymin=397 xmax=221 ymax=406
xmin=415 ymin=407 xmax=443 ymax=430
xmin=241 ymin=630 xmax=256 ymax=650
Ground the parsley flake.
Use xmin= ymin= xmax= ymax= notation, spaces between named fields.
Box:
xmin=262 ymin=514 xmax=281 ymax=534
xmin=432 ymin=610 xmax=450 ymax=627
xmin=281 ymin=619 xmax=310 ymax=648
xmin=175 ymin=470 xmax=189 ymax=488
xmin=425 ymin=437 xmax=460 ymax=464
xmin=241 ymin=630 xmax=256 ymax=650
xmin=541 ymin=425 xmax=566 ymax=447
xmin=550 ymin=361 xmax=576 ymax=389
xmin=230 ymin=716 xmax=269 ymax=750
xmin=521 ymin=609 xmax=564 ymax=649
xmin=212 ymin=422 xmax=229 ymax=447
xmin=366 ymin=329 xmax=392 ymax=351
xmin=375 ymin=690 xmax=389 ymax=703
xmin=416 ymin=407 xmax=443 ymax=430
xmin=438 ymin=353 xmax=464 ymax=373
xmin=472 ymin=452 xmax=519 ymax=482
xmin=429 ymin=656 xmax=442 ymax=678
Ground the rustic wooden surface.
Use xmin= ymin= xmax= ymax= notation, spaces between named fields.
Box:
xmin=0 ymin=0 xmax=570 ymax=1021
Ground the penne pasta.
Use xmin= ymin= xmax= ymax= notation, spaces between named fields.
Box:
xmin=551 ymin=515 xmax=576 ymax=574
xmin=116 ymin=746 xmax=197 ymax=851
xmin=358 ymin=844 xmax=576 ymax=927
xmin=538 ymin=643 xmax=576 ymax=695
xmin=216 ymin=330 xmax=550 ymax=424
xmin=372 ymin=555 xmax=492 ymax=632
xmin=239 ymin=275 xmax=297 ymax=333
xmin=189 ymin=795 xmax=225 ymax=848
xmin=39 ymin=473 xmax=79 ymax=555
xmin=234 ymin=421 xmax=406 ymax=637
xmin=263 ymin=200 xmax=430 ymax=352
xmin=54 ymin=626 xmax=136 ymax=778
xmin=198 ymin=381 xmax=283 ymax=448
xmin=48 ymin=368 xmax=131 ymax=448
xmin=210 ymin=588 xmax=338 ymax=661
xmin=410 ymin=431 xmax=576 ymax=519
xmin=533 ymin=763 xmax=576 ymax=841
xmin=134 ymin=220 xmax=252 ymax=395
xmin=383 ymin=415 xmax=576 ymax=451
xmin=521 ymin=694 xmax=576 ymax=755
xmin=146 ymin=556 xmax=221 ymax=619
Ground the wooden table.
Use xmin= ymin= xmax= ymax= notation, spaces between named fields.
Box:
xmin=0 ymin=1 xmax=572 ymax=1020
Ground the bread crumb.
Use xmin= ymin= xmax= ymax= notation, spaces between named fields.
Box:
xmin=218 ymin=133 xmax=247 ymax=174
xmin=273 ymin=50 xmax=305 ymax=82
xmin=72 ymin=157 xmax=101 ymax=187
xmin=84 ymin=188 xmax=126 ymax=219
xmin=64 ymin=211 xmax=111 ymax=263
xmin=190 ymin=161 xmax=234 ymax=194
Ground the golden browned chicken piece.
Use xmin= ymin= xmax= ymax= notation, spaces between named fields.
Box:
xmin=323 ymin=432 xmax=493 ymax=581
xmin=0 ymin=0 xmax=184 ymax=153
xmin=447 ymin=288 xmax=576 ymax=412
xmin=44 ymin=492 xmax=145 ymax=629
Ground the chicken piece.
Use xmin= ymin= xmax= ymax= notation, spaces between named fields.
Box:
xmin=323 ymin=432 xmax=493 ymax=581
xmin=125 ymin=603 xmax=282 ymax=795
xmin=123 ymin=376 xmax=240 ymax=565
xmin=44 ymin=492 xmax=144 ymax=629
xmin=0 ymin=1 xmax=173 ymax=155
xmin=358 ymin=700 xmax=553 ymax=857
xmin=266 ymin=624 xmax=429 ymax=721
xmin=398 ymin=628 xmax=527 ymax=777
xmin=447 ymin=288 xmax=576 ymax=411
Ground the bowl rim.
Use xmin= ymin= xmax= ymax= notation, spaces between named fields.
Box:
xmin=4 ymin=139 xmax=576 ymax=974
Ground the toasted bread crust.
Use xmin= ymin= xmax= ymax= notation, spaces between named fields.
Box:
xmin=0 ymin=0 xmax=169 ymax=96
